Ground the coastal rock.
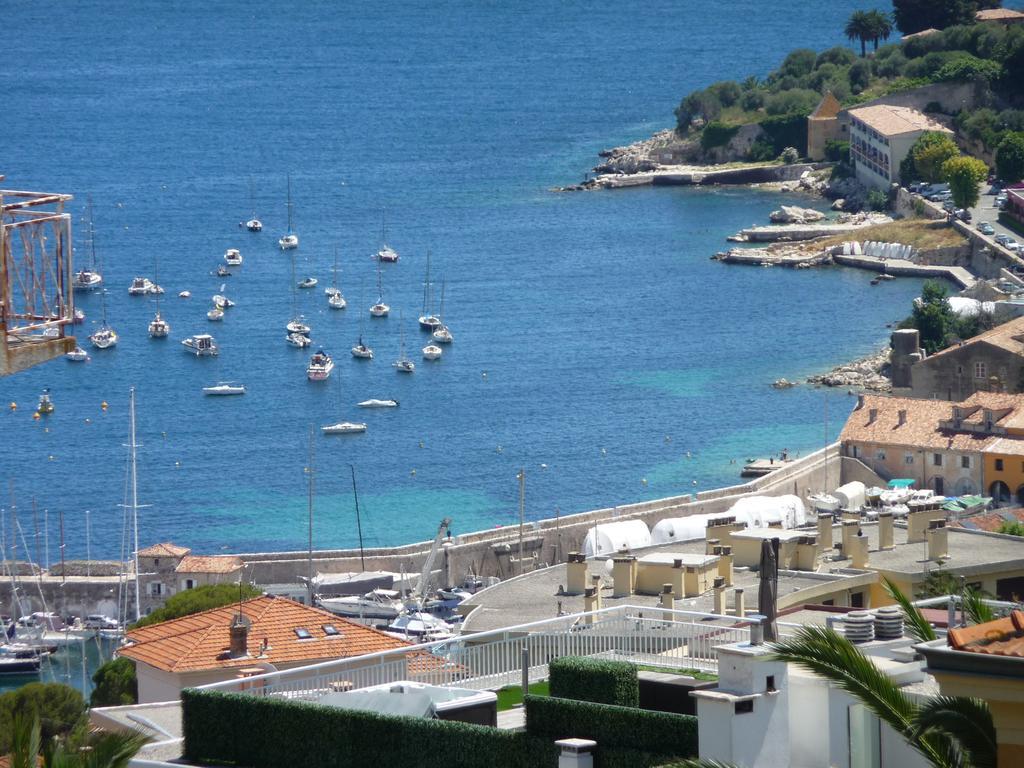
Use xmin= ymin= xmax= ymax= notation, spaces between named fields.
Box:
xmin=832 ymin=198 xmax=846 ymax=211
xmin=807 ymin=348 xmax=892 ymax=392
xmin=772 ymin=378 xmax=796 ymax=389
xmin=769 ymin=205 xmax=826 ymax=224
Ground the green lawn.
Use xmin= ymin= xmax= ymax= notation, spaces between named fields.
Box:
xmin=495 ymin=681 xmax=549 ymax=711
xmin=635 ymin=664 xmax=718 ymax=682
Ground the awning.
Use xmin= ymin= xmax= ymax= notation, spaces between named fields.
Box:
xmin=887 ymin=478 xmax=915 ymax=488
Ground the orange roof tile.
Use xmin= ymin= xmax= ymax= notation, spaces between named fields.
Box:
xmin=948 ymin=610 xmax=1024 ymax=657
xmin=810 ymin=92 xmax=841 ymax=120
xmin=175 ymin=555 xmax=243 ymax=574
xmin=118 ymin=595 xmax=415 ymax=673
xmin=839 ymin=394 xmax=998 ymax=452
xmin=848 ymin=104 xmax=952 ymax=137
xmin=950 ymin=507 xmax=1024 ymax=532
xmin=138 ymin=542 xmax=191 ymax=558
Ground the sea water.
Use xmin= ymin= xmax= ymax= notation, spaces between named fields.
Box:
xmin=0 ymin=0 xmax=914 ymax=566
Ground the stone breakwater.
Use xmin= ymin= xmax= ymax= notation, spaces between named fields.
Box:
xmin=807 ymin=348 xmax=892 ymax=392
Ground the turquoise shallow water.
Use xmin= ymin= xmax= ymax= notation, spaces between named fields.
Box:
xmin=0 ymin=0 xmax=913 ymax=565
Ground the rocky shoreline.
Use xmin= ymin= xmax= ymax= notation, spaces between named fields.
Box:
xmin=805 ymin=347 xmax=892 ymax=392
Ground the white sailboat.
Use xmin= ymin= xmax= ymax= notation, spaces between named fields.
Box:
xmin=321 ymin=374 xmax=367 ymax=435
xmin=327 ymin=248 xmax=346 ymax=309
xmin=278 ymin=174 xmax=299 ymax=250
xmin=418 ymin=251 xmax=441 ymax=331
xmin=422 ymin=342 xmax=442 ymax=360
xmin=393 ymin=312 xmax=415 ymax=373
xmin=89 ymin=237 xmax=118 ymax=350
xmin=74 ymin=195 xmax=103 ymax=292
xmin=358 ymin=398 xmax=398 ymax=408
xmin=148 ymin=258 xmax=170 ymax=338
xmin=203 ymin=382 xmax=246 ymax=396
xmin=431 ymin=278 xmax=453 ymax=344
xmin=285 ymin=249 xmax=311 ymax=340
xmin=370 ymin=258 xmax=390 ymax=317
xmin=244 ymin=177 xmax=262 ymax=232
xmin=375 ymin=208 xmax=399 ymax=262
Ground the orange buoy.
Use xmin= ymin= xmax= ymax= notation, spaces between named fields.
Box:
xmin=101 ymin=401 xmax=108 ymax=411
xmin=33 ymin=412 xmax=41 ymax=420
xmin=8 ymin=402 xmax=16 ymax=411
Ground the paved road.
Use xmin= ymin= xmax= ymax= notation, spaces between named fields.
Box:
xmin=969 ymin=183 xmax=1020 ymax=255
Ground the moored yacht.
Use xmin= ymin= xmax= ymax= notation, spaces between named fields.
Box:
xmin=393 ymin=312 xmax=414 ymax=372
xmin=182 ymin=334 xmax=219 ymax=356
xmin=279 ymin=174 xmax=299 ymax=249
xmin=128 ymin=277 xmax=162 ymax=296
xmin=286 ymin=317 xmax=311 ymax=335
xmin=148 ymin=312 xmax=170 ymax=338
xmin=422 ymin=343 xmax=442 ymax=360
xmin=298 ymin=277 xmax=317 ymax=289
xmin=73 ymin=269 xmax=102 ymax=292
xmin=203 ymin=382 xmax=246 ymax=396
xmin=357 ymin=398 xmax=398 ymax=408
xmin=207 ymin=306 xmax=224 ymax=321
xmin=329 ymin=292 xmax=347 ymax=309
xmin=321 ymin=421 xmax=368 ymax=435
xmin=224 ymin=248 xmax=243 ymax=266
xmin=319 ymin=589 xmax=401 ymax=618
xmin=351 ymin=337 xmax=373 ymax=358
xmin=287 ymin=332 xmax=312 ymax=348
xmin=89 ymin=326 xmax=118 ymax=349
xmin=65 ymin=346 xmax=89 ymax=362
xmin=307 ymin=349 xmax=335 ymax=381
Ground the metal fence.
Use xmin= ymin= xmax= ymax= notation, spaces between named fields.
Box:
xmin=194 ymin=605 xmax=764 ymax=701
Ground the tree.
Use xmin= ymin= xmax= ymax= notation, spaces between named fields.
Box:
xmin=911 ymin=132 xmax=961 ymax=183
xmin=7 ymin=710 xmax=146 ymax=768
xmin=893 ymin=0 xmax=983 ymax=35
xmin=942 ymin=155 xmax=988 ymax=209
xmin=0 ymin=683 xmax=87 ymax=754
xmin=846 ymin=11 xmax=874 ymax=57
xmin=996 ymin=132 xmax=1024 ymax=183
xmin=910 ymin=280 xmax=958 ymax=354
xmin=771 ymin=626 xmax=996 ymax=768
xmin=866 ymin=10 xmax=894 ymax=51
xmin=130 ymin=582 xmax=262 ymax=628
xmin=90 ymin=657 xmax=139 ymax=708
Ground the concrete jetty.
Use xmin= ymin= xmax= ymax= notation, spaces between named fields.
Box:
xmin=738 ymin=217 xmax=893 ymax=243
xmin=832 ymin=253 xmax=977 ymax=289
xmin=564 ymin=162 xmax=826 ymax=191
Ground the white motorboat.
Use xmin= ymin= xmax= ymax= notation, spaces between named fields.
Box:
xmin=73 ymin=308 xmax=86 ymax=324
xmin=216 ymin=264 xmax=231 ymax=277
xmin=307 ymin=349 xmax=335 ymax=381
xmin=179 ymin=291 xmax=191 ymax=299
xmin=321 ymin=421 xmax=368 ymax=435
xmin=246 ymin=217 xmax=262 ymax=232
xmin=393 ymin=312 xmax=414 ymax=372
xmin=298 ymin=277 xmax=318 ymax=289
xmin=128 ymin=277 xmax=162 ymax=295
xmin=287 ymin=332 xmax=312 ymax=348
xmin=319 ymin=589 xmax=401 ymax=618
xmin=375 ymin=208 xmax=399 ymax=262
xmin=73 ymin=269 xmax=102 ymax=291
xmin=358 ymin=398 xmax=398 ymax=408
xmin=203 ymin=382 xmax=246 ymax=396
xmin=432 ymin=325 xmax=453 ymax=344
xmin=212 ymin=293 xmax=235 ymax=309
xmin=384 ymin=611 xmax=454 ymax=641
xmin=89 ymin=326 xmax=118 ymax=350
xmin=351 ymin=338 xmax=373 ymax=358
xmin=224 ymin=248 xmax=243 ymax=266
xmin=182 ymin=334 xmax=218 ymax=356
xmin=279 ymin=174 xmax=299 ymax=249
xmin=286 ymin=318 xmax=311 ymax=335
xmin=880 ymin=488 xmax=913 ymax=506
xmin=41 ymin=326 xmax=60 ymax=339
xmin=329 ymin=292 xmax=347 ymax=309
xmin=65 ymin=346 xmax=89 ymax=362
xmin=148 ymin=312 xmax=170 ymax=338
xmin=418 ymin=252 xmax=441 ymax=331
xmin=422 ymin=343 xmax=442 ymax=360
xmin=207 ymin=306 xmax=224 ymax=321
xmin=325 ymin=286 xmax=341 ymax=297
xmin=0 ymin=647 xmax=42 ymax=676
xmin=37 ymin=389 xmax=54 ymax=415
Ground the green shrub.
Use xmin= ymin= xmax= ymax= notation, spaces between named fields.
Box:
xmin=759 ymin=113 xmax=809 ymax=156
xmin=132 ymin=583 xmax=263 ymax=628
xmin=824 ymin=140 xmax=850 ymax=163
xmin=764 ymin=89 xmax=820 ymax=117
xmin=867 ymin=188 xmax=890 ymax=212
xmin=525 ymin=695 xmax=698 ymax=767
xmin=924 ymin=101 xmax=943 ymax=114
xmin=90 ymin=657 xmax=138 ymax=707
xmin=700 ymin=121 xmax=741 ymax=150
xmin=779 ymin=147 xmax=800 ymax=164
xmin=0 ymin=683 xmax=87 ymax=753
xmin=747 ymin=140 xmax=776 ymax=162
xmin=182 ymin=689 xmax=551 ymax=768
xmin=548 ymin=657 xmax=639 ymax=707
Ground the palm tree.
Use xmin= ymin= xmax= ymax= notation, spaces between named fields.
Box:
xmin=6 ymin=712 xmax=146 ymax=768
xmin=771 ymin=626 xmax=996 ymax=768
xmin=845 ymin=10 xmax=873 ymax=57
xmin=866 ymin=9 xmax=893 ymax=52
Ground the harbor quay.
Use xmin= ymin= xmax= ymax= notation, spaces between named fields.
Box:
xmin=11 ymin=446 xmax=858 ymax=618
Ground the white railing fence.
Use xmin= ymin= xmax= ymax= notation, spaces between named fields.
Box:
xmin=193 ymin=605 xmax=772 ymax=701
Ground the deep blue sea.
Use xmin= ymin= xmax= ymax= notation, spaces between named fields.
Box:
xmin=1 ymin=0 xmax=913 ymax=565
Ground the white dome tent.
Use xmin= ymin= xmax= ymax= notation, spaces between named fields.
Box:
xmin=582 ymin=519 xmax=652 ymax=557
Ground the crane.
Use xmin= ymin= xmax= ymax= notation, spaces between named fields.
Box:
xmin=407 ymin=517 xmax=451 ymax=610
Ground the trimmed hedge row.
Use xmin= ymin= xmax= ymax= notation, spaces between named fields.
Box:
xmin=525 ymin=695 xmax=698 ymax=767
xmin=181 ymin=689 xmax=556 ymax=768
xmin=548 ymin=656 xmax=639 ymax=707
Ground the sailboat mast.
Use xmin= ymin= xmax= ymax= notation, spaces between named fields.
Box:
xmin=287 ymin=175 xmax=294 ymax=232
xmin=349 ymin=465 xmax=366 ymax=571
xmin=129 ymin=387 xmax=141 ymax=621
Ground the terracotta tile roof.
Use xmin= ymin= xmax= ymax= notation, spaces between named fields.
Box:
xmin=950 ymin=507 xmax=1024 ymax=532
xmin=984 ymin=437 xmax=1024 ymax=457
xmin=138 ymin=542 xmax=191 ymax=558
xmin=118 ymin=595 xmax=414 ymax=673
xmin=810 ymin=92 xmax=841 ymax=120
xmin=976 ymin=8 xmax=1024 ymax=21
xmin=848 ymin=105 xmax=952 ymax=137
xmin=839 ymin=394 xmax=998 ymax=452
xmin=175 ymin=555 xmax=243 ymax=574
xmin=926 ymin=316 xmax=1024 ymax=361
xmin=948 ymin=610 xmax=1024 ymax=656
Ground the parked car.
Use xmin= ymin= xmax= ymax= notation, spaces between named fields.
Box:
xmin=84 ymin=614 xmax=119 ymax=630
xmin=996 ymin=233 xmax=1010 ymax=244
xmin=978 ymin=222 xmax=995 ymax=235
xmin=957 ymin=209 xmax=972 ymax=222
xmin=996 ymin=194 xmax=1008 ymax=208
xmin=1006 ymin=238 xmax=1020 ymax=252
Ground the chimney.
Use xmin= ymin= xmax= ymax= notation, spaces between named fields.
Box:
xmin=926 ymin=520 xmax=949 ymax=561
xmin=718 ymin=546 xmax=734 ymax=586
xmin=612 ymin=555 xmax=635 ymax=598
xmin=713 ymin=576 xmax=727 ymax=615
xmin=857 ymin=393 xmax=865 ymax=410
xmin=817 ymin=513 xmax=833 ymax=551
xmin=583 ymin=587 xmax=599 ymax=624
xmin=878 ymin=512 xmax=894 ymax=550
xmin=706 ymin=537 xmax=721 ymax=555
xmin=671 ymin=559 xmax=685 ymax=598
xmin=229 ymin=613 xmax=249 ymax=659
xmin=566 ymin=552 xmax=587 ymax=595
xmin=660 ymin=583 xmax=674 ymax=620
xmin=795 ymin=536 xmax=819 ymax=571
xmin=841 ymin=520 xmax=859 ymax=559
xmin=897 ymin=409 xmax=907 ymax=427
xmin=734 ymin=587 xmax=745 ymax=618
xmin=868 ymin=408 xmax=878 ymax=424
xmin=850 ymin=534 xmax=869 ymax=569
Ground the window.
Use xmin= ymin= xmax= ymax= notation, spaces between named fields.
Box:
xmin=904 ymin=453 xmax=915 ymax=465
xmin=149 ymin=582 xmax=164 ymax=597
xmin=996 ymin=458 xmax=1005 ymax=472
xmin=154 ymin=559 xmax=160 ymax=566
xmin=322 ymin=624 xmax=340 ymax=636
xmin=957 ymin=365 xmax=963 ymax=375
xmin=874 ymin=450 xmax=886 ymax=461
xmin=294 ymin=628 xmax=312 ymax=640
xmin=184 ymin=579 xmax=196 ymax=590
xmin=933 ymin=453 xmax=943 ymax=467
xmin=961 ymin=456 xmax=970 ymax=469
xmin=734 ymin=701 xmax=754 ymax=714
xmin=851 ymin=592 xmax=865 ymax=608
xmin=975 ymin=362 xmax=987 ymax=379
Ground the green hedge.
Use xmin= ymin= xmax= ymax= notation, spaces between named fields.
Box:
xmin=548 ymin=656 xmax=639 ymax=707
xmin=182 ymin=689 xmax=555 ymax=768
xmin=525 ymin=695 xmax=698 ymax=767
xmin=700 ymin=121 xmax=741 ymax=150
xmin=758 ymin=113 xmax=808 ymax=157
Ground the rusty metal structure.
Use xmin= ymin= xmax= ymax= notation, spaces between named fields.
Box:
xmin=0 ymin=176 xmax=76 ymax=376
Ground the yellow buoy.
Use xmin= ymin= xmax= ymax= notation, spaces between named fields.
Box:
xmin=33 ymin=412 xmax=41 ymax=420
xmin=8 ymin=402 xmax=16 ymax=411
xmin=101 ymin=401 xmax=108 ymax=411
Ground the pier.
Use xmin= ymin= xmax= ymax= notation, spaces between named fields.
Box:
xmin=832 ymin=253 xmax=977 ymax=290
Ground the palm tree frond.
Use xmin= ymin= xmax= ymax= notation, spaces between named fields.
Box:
xmin=882 ymin=575 xmax=937 ymax=642
xmin=911 ymin=697 xmax=997 ymax=768
xmin=10 ymin=711 xmax=42 ymax=768
xmin=962 ymin=588 xmax=996 ymax=626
